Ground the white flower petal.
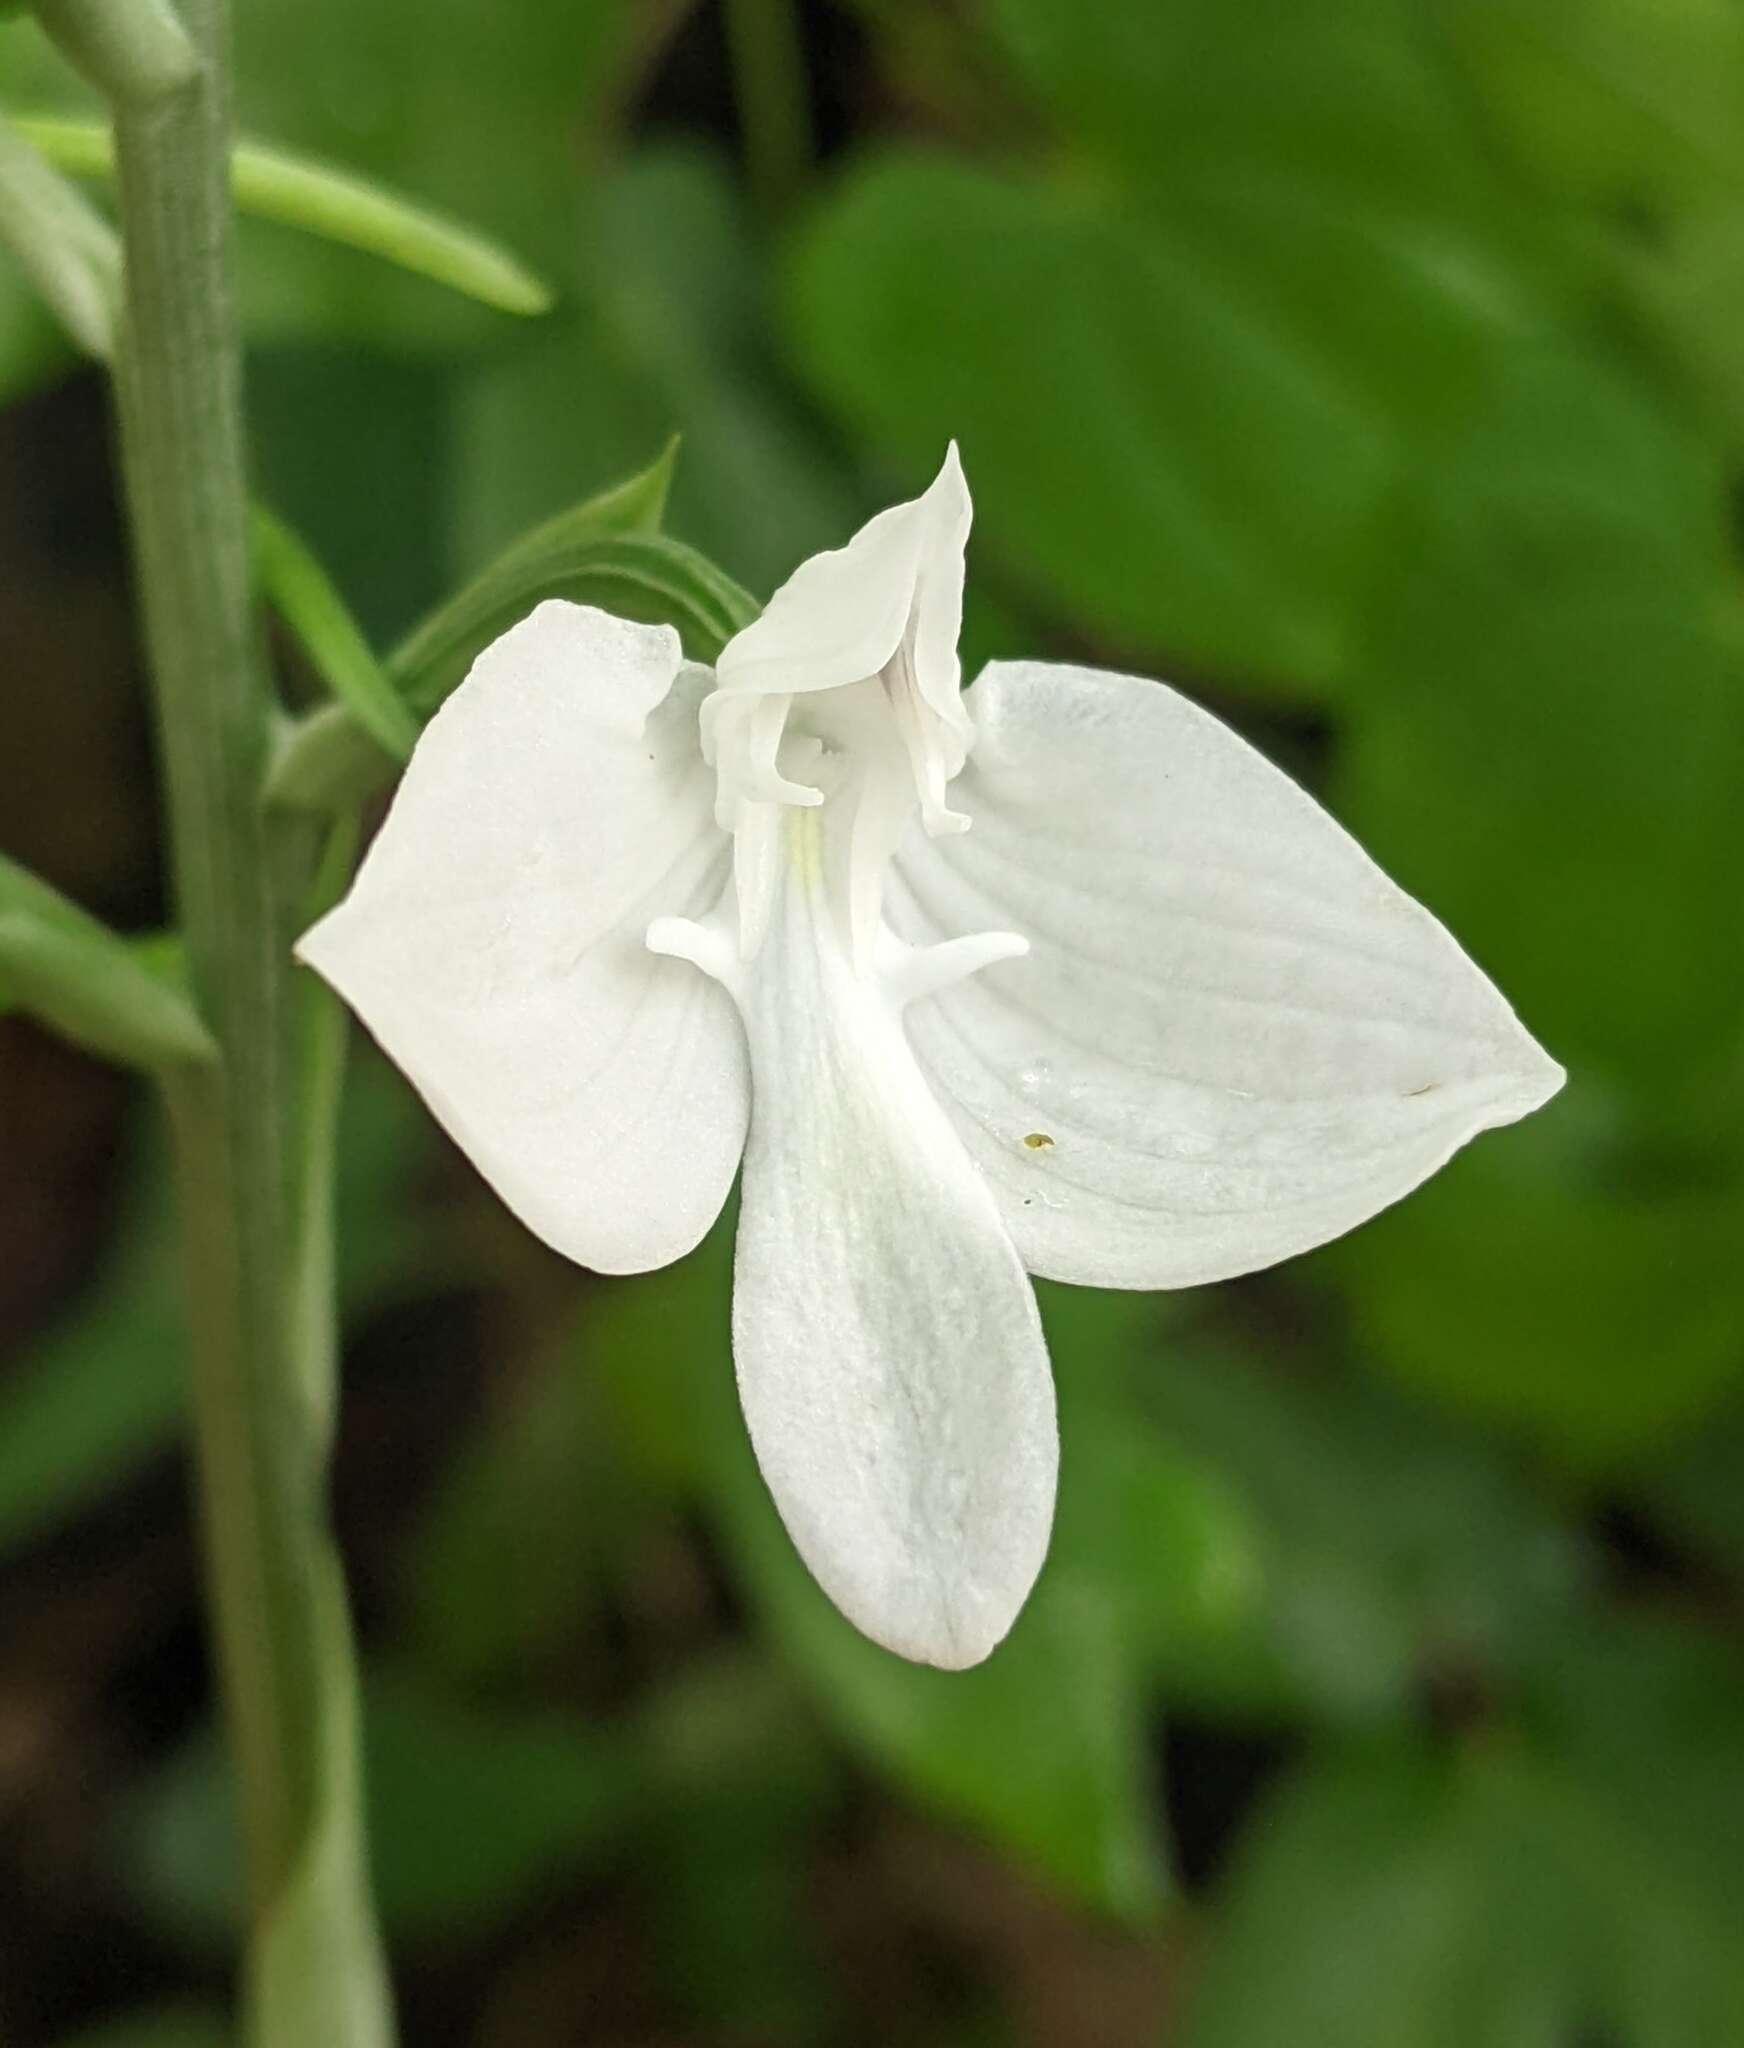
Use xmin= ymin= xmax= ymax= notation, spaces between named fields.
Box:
xmin=729 ymin=810 xmax=1057 ymax=1669
xmin=714 ymin=444 xmax=971 ymax=709
xmin=297 ymin=601 xmax=747 ymax=1275
xmin=889 ymin=660 xmax=1565 ymax=1290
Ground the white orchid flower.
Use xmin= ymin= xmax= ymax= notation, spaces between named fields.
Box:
xmin=297 ymin=447 xmax=1562 ymax=1671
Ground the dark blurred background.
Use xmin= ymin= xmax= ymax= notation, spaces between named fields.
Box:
xmin=2 ymin=2 xmax=1743 ymax=2044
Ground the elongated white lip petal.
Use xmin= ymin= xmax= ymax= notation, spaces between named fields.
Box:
xmin=726 ymin=811 xmax=1057 ymax=1669
xmin=297 ymin=601 xmax=748 ymax=1274
xmin=891 ymin=659 xmax=1563 ymax=1290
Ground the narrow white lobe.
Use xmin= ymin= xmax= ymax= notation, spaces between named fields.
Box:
xmin=648 ymin=652 xmax=1055 ymax=1668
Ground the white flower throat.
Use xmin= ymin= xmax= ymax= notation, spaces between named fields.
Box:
xmin=650 ymin=662 xmax=1023 ymax=1006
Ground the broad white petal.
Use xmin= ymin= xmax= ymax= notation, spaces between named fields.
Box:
xmin=714 ymin=444 xmax=971 ymax=709
xmin=297 ymin=601 xmax=746 ymax=1275
xmin=730 ymin=810 xmax=1056 ymax=1669
xmin=889 ymin=660 xmax=1564 ymax=1290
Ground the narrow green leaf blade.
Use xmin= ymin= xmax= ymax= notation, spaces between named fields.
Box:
xmin=266 ymin=446 xmax=756 ymax=815
xmin=16 ymin=113 xmax=553 ymax=316
xmin=251 ymin=505 xmax=416 ymax=761
xmin=0 ymin=110 xmax=116 ymax=356
xmin=0 ymin=854 xmax=214 ymax=1071
xmin=394 ymin=528 xmax=757 ymax=718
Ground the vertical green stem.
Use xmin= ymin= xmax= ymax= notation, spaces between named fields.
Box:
xmin=51 ymin=0 xmax=394 ymax=2039
xmin=722 ymin=0 xmax=813 ymax=216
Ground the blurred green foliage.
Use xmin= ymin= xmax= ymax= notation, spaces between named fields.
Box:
xmin=2 ymin=0 xmax=1743 ymax=2043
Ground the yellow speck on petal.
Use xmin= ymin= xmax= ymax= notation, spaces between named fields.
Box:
xmin=1022 ymin=1131 xmax=1054 ymax=1150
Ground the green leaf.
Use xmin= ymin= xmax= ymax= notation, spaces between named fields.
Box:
xmin=721 ymin=1474 xmax=1169 ymax=1924
xmin=248 ymin=346 xmax=454 ymax=647
xmin=1180 ymin=1743 xmax=1489 ymax=2048
xmin=1509 ymin=1618 xmax=1744 ymax=2047
xmin=218 ymin=0 xmax=629 ymax=294
xmin=1337 ymin=346 xmax=1744 ymax=1098
xmin=15 ymin=113 xmax=552 ymax=315
xmin=0 ymin=853 xmax=214 ymax=1072
xmin=1635 ymin=1392 xmax=1744 ymax=1578
xmin=1334 ymin=1116 xmax=1744 ymax=1468
xmin=1185 ymin=1663 xmax=1744 ymax=2048
xmin=1621 ymin=207 xmax=1744 ymax=451
xmin=1031 ymin=1286 xmax=1281 ymax=1710
xmin=0 ymin=108 xmax=116 ymax=356
xmin=390 ymin=445 xmax=709 ymax=713
xmin=267 ymin=450 xmax=758 ymax=815
xmin=638 ymin=1652 xmax=842 ymax=2041
xmin=251 ymin=504 xmax=416 ymax=760
xmin=1132 ymin=1334 xmax=1589 ymax=1721
xmin=1329 ymin=348 xmax=1744 ymax=1462
xmin=786 ymin=137 xmax=1550 ymax=698
xmin=398 ymin=526 xmax=755 ymax=689
xmin=1442 ymin=0 xmax=1744 ymax=211
xmin=455 ymin=144 xmax=861 ymax=602
xmin=0 ymin=1059 xmax=426 ymax=1561
xmin=989 ymin=0 xmax=1548 ymax=226
xmin=0 ymin=240 xmax=75 ymax=400
xmin=407 ymin=1325 xmax=628 ymax=1686
xmin=4 ymin=0 xmax=623 ymax=341
xmin=787 ymin=0 xmax=1567 ymax=698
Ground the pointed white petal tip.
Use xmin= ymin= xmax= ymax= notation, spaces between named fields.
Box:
xmin=927 ymin=438 xmax=970 ymax=514
xmin=714 ymin=446 xmax=974 ymax=700
xmin=889 ymin=658 xmax=1572 ymax=1291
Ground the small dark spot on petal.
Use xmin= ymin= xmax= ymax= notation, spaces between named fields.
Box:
xmin=1022 ymin=1131 xmax=1055 ymax=1150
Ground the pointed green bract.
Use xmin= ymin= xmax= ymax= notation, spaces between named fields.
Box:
xmin=266 ymin=444 xmax=760 ymax=814
xmin=0 ymin=854 xmax=214 ymax=1071
xmin=0 ymin=110 xmax=116 ymax=355
xmin=252 ymin=505 xmax=417 ymax=761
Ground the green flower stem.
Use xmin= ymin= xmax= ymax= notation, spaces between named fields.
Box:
xmin=46 ymin=0 xmax=394 ymax=2038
